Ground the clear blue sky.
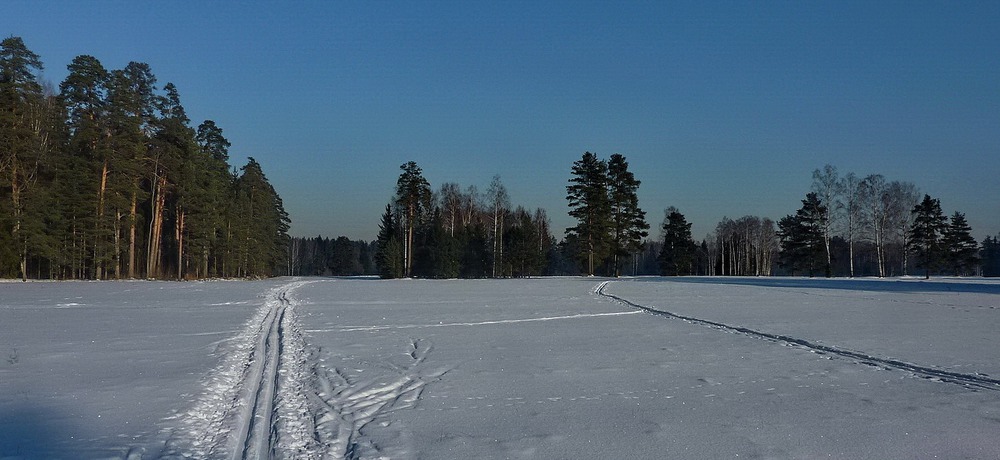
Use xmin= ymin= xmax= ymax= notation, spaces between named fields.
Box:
xmin=5 ymin=1 xmax=999 ymax=241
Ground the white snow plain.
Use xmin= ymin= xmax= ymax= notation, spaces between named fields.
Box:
xmin=2 ymin=276 xmax=999 ymax=459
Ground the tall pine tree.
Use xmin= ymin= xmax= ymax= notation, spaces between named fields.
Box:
xmin=566 ymin=152 xmax=611 ymax=276
xmin=394 ymin=161 xmax=432 ymax=277
xmin=907 ymin=194 xmax=947 ymax=279
xmin=607 ymin=153 xmax=648 ymax=277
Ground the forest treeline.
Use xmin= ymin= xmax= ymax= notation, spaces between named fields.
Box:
xmin=353 ymin=158 xmax=997 ymax=279
xmin=8 ymin=35 xmax=994 ymax=280
xmin=0 ymin=37 xmax=289 ymax=280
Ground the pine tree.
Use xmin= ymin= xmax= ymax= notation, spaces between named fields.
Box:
xmin=231 ymin=158 xmax=288 ymax=277
xmin=907 ymin=194 xmax=947 ymax=279
xmin=394 ymin=161 xmax=432 ymax=277
xmin=0 ymin=37 xmax=53 ymax=279
xmin=942 ymin=211 xmax=978 ymax=276
xmin=189 ymin=120 xmax=231 ymax=277
xmin=778 ymin=193 xmax=828 ymax=276
xmin=108 ymin=62 xmax=158 ymax=278
xmin=566 ymin=152 xmax=611 ymax=276
xmin=658 ymin=207 xmax=696 ymax=276
xmin=607 ymin=153 xmax=649 ymax=277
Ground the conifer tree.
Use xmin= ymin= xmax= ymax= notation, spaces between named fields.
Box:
xmin=942 ymin=211 xmax=978 ymax=276
xmin=981 ymin=236 xmax=1000 ymax=277
xmin=394 ymin=161 xmax=431 ymax=277
xmin=658 ymin=207 xmax=696 ymax=276
xmin=907 ymin=194 xmax=947 ymax=279
xmin=108 ymin=62 xmax=158 ymax=278
xmin=566 ymin=152 xmax=611 ymax=275
xmin=607 ymin=153 xmax=648 ymax=277
xmin=778 ymin=193 xmax=828 ymax=276
xmin=0 ymin=37 xmax=52 ymax=279
xmin=232 ymin=158 xmax=288 ymax=277
xmin=375 ymin=203 xmax=404 ymax=278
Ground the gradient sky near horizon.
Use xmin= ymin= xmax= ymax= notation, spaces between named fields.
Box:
xmin=5 ymin=1 xmax=999 ymax=241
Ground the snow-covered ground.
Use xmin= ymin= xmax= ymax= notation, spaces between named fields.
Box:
xmin=2 ymin=277 xmax=999 ymax=459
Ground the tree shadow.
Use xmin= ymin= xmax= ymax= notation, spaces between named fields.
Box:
xmin=0 ymin=403 xmax=72 ymax=458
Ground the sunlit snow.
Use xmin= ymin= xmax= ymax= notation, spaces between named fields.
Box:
xmin=2 ymin=277 xmax=999 ymax=458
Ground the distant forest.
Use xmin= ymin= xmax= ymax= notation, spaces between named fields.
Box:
xmin=1 ymin=37 xmax=289 ymax=280
xmin=289 ymin=159 xmax=999 ymax=279
xmin=5 ymin=36 xmax=998 ymax=280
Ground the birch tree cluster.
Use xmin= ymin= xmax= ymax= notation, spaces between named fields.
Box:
xmin=777 ymin=164 xmax=982 ymax=277
xmin=0 ymin=37 xmax=289 ymax=280
xmin=376 ymin=162 xmax=554 ymax=279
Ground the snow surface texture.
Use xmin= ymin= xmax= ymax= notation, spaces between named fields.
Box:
xmin=2 ymin=277 xmax=999 ymax=459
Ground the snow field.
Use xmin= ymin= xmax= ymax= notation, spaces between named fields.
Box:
xmin=2 ymin=276 xmax=1000 ymax=458
xmin=297 ymin=277 xmax=1000 ymax=459
xmin=0 ymin=280 xmax=287 ymax=458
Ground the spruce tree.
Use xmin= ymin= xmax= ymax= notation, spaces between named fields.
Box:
xmin=907 ymin=194 xmax=947 ymax=279
xmin=658 ymin=207 xmax=696 ymax=276
xmin=942 ymin=211 xmax=978 ymax=276
xmin=981 ymin=236 xmax=1000 ymax=277
xmin=375 ymin=203 xmax=404 ymax=278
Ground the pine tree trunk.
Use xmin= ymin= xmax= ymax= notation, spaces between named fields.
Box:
xmin=113 ymin=210 xmax=121 ymax=279
xmin=128 ymin=190 xmax=137 ymax=278
xmin=11 ymin=162 xmax=26 ymax=281
xmin=92 ymin=161 xmax=107 ymax=280
xmin=175 ymin=208 xmax=185 ymax=279
xmin=147 ymin=175 xmax=167 ymax=279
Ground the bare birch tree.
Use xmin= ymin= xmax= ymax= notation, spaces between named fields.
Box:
xmin=811 ymin=164 xmax=840 ymax=268
xmin=486 ymin=175 xmax=510 ymax=277
xmin=837 ymin=172 xmax=862 ymax=277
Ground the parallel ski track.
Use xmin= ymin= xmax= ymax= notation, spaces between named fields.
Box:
xmin=159 ymin=280 xmax=315 ymax=460
xmin=596 ymin=280 xmax=1000 ymax=392
xmin=234 ymin=288 xmax=289 ymax=460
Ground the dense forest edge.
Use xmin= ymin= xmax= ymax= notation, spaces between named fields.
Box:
xmin=3 ymin=36 xmax=998 ymax=280
xmin=1 ymin=37 xmax=288 ymax=280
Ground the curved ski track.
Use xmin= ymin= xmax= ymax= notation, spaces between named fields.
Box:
xmin=596 ymin=280 xmax=1000 ymax=392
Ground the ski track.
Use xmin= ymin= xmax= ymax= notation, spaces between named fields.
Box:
xmin=159 ymin=280 xmax=320 ymax=459
xmin=596 ymin=280 xmax=1000 ymax=392
xmin=317 ymin=310 xmax=642 ymax=333
xmin=157 ymin=279 xmax=444 ymax=460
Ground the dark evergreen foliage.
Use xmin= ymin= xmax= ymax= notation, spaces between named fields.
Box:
xmin=566 ymin=152 xmax=612 ymax=275
xmin=0 ymin=38 xmax=289 ymax=279
xmin=942 ymin=212 xmax=979 ymax=276
xmin=981 ymin=236 xmax=1000 ymax=277
xmin=658 ymin=207 xmax=696 ymax=276
xmin=907 ymin=194 xmax=948 ymax=279
xmin=607 ymin=154 xmax=649 ymax=276
xmin=374 ymin=164 xmax=554 ymax=279
xmin=565 ymin=152 xmax=649 ymax=276
xmin=778 ymin=193 xmax=829 ymax=277
xmin=286 ymin=235 xmax=373 ymax=276
xmin=375 ymin=203 xmax=404 ymax=278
